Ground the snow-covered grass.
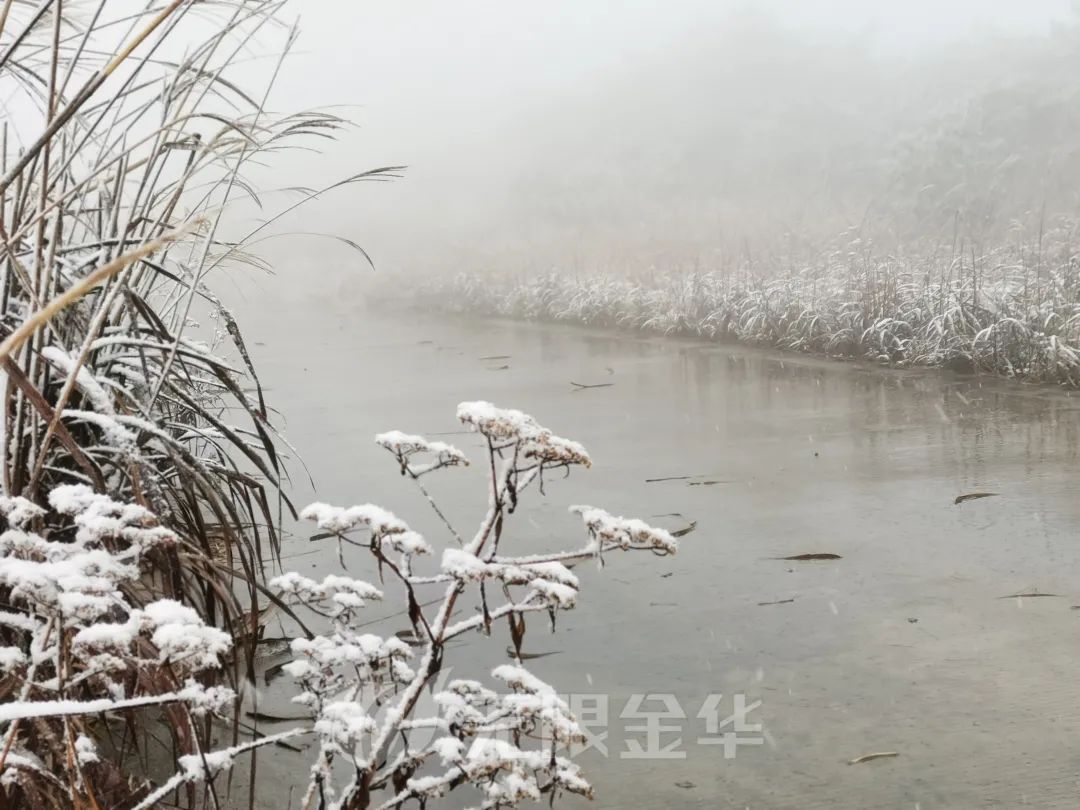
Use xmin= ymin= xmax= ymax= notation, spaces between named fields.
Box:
xmin=0 ymin=486 xmax=243 ymax=806
xmin=0 ymin=403 xmax=675 ymax=808
xmin=0 ymin=2 xmax=399 ymax=806
xmin=0 ymin=0 xmax=307 ymax=651
xmin=408 ymin=227 xmax=1080 ymax=386
xmin=0 ymin=0 xmax=401 ymax=647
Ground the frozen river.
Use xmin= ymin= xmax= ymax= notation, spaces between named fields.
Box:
xmin=232 ymin=290 xmax=1080 ymax=809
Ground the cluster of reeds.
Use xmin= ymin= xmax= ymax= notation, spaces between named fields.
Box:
xmin=0 ymin=1 xmax=390 ymax=806
xmin=412 ymin=225 xmax=1080 ymax=386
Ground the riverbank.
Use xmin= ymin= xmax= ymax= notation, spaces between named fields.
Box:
xmin=401 ymin=248 xmax=1080 ymax=387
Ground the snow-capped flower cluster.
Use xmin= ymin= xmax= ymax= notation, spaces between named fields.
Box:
xmin=0 ymin=487 xmax=240 ymax=802
xmin=0 ymin=489 xmax=233 ymax=672
xmin=73 ymin=734 xmax=99 ymax=766
xmin=491 ymin=665 xmax=584 ymax=744
xmin=138 ymin=600 xmax=233 ymax=671
xmin=285 ymin=632 xmax=414 ymax=686
xmin=439 ymin=550 xmax=579 ymax=607
xmin=405 ymin=734 xmax=593 ymax=807
xmin=571 ymin=505 xmax=679 ymax=555
xmin=0 ymin=488 xmax=186 ymax=633
xmin=432 ymin=679 xmax=499 ymax=732
xmin=458 ymin=400 xmax=592 ymax=468
xmin=0 ymin=496 xmax=44 ymax=528
xmin=521 ymin=432 xmax=591 ymax=468
xmin=270 ymin=572 xmax=384 ymax=613
xmin=269 ymin=569 xmax=416 ymax=735
xmin=375 ymin=430 xmax=469 ymax=475
xmin=456 ymin=401 xmax=541 ymax=440
xmin=398 ymin=668 xmax=593 ymax=807
xmin=301 ymin=502 xmax=409 ymax=535
xmin=312 ymin=700 xmax=378 ymax=750
xmin=299 ymin=502 xmax=433 ymax=557
xmin=65 ymin=600 xmax=233 ymax=676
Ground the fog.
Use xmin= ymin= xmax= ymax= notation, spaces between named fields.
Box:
xmin=249 ymin=1 xmax=1078 ymax=284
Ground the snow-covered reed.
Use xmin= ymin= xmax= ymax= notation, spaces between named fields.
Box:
xmin=0 ymin=403 xmax=675 ymax=808
xmin=0 ymin=0 xmax=400 ymax=579
xmin=0 ymin=0 xmax=404 ymax=617
xmin=411 ymin=228 xmax=1080 ymax=386
xmin=0 ymin=2 xmax=398 ymax=805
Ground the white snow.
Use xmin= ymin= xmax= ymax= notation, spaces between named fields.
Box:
xmin=271 ymin=572 xmax=384 ymax=612
xmin=431 ymin=736 xmax=465 ymax=764
xmin=374 ymin=430 xmax=469 ymax=469
xmin=441 ymin=548 xmax=491 ymax=580
xmin=300 ymin=502 xmax=410 ymax=535
xmin=41 ymin=347 xmax=115 ymax=414
xmin=0 ymin=646 xmax=26 ymax=673
xmin=0 ymin=496 xmax=44 ymax=527
xmin=456 ymin=401 xmax=542 ymax=440
xmin=312 ymin=701 xmax=377 ymax=747
xmin=570 ymin=504 xmax=678 ymax=554
xmin=74 ymin=734 xmax=99 ymax=765
xmin=457 ymin=401 xmax=591 ymax=469
xmin=62 ymin=409 xmax=136 ymax=449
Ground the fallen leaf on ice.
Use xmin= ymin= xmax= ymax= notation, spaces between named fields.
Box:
xmin=954 ymin=492 xmax=998 ymax=505
xmin=671 ymin=520 xmax=697 ymax=538
xmin=848 ymin=752 xmax=898 ymax=765
xmin=997 ymin=591 xmax=1059 ymax=599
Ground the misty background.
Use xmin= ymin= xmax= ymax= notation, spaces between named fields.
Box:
xmin=242 ymin=0 xmax=1080 ymax=292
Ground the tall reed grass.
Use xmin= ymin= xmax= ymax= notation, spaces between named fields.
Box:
xmin=0 ymin=2 xmax=391 ymax=805
xmin=413 ymin=226 xmax=1080 ymax=386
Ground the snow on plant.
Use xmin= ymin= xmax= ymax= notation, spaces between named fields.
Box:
xmin=266 ymin=401 xmax=677 ymax=809
xmin=405 ymin=227 xmax=1080 ymax=387
xmin=0 ymin=486 xmax=254 ymax=807
xmin=0 ymin=3 xmax=394 ymax=739
xmin=0 ymin=402 xmax=676 ymax=808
